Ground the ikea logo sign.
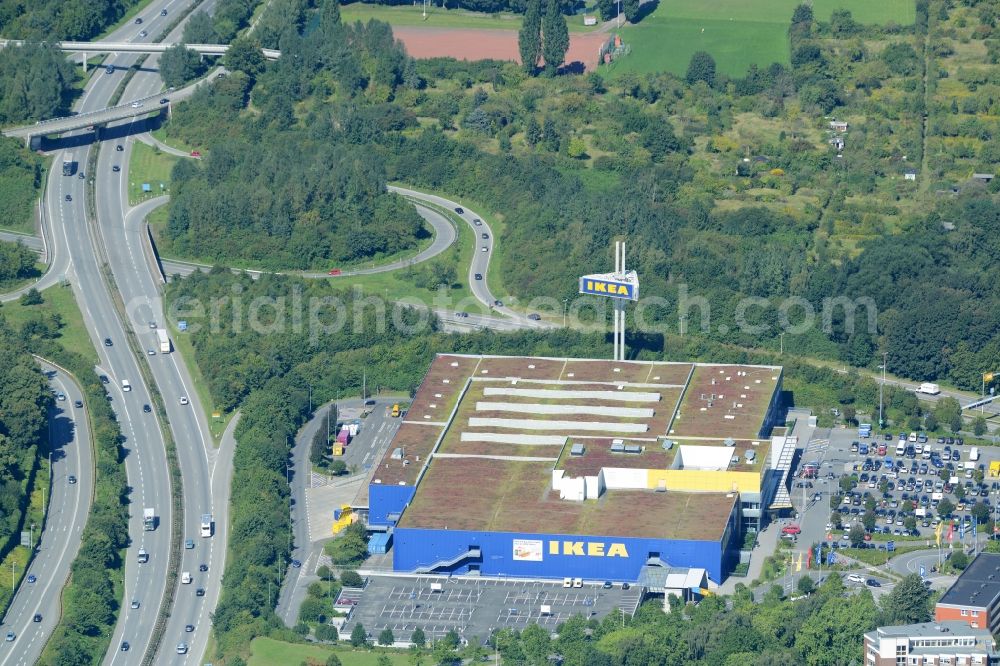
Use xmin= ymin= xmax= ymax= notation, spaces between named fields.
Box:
xmin=548 ymin=540 xmax=629 ymax=558
xmin=579 ymin=278 xmax=637 ymax=301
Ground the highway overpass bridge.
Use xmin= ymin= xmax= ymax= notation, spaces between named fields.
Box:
xmin=0 ymin=39 xmax=280 ymax=61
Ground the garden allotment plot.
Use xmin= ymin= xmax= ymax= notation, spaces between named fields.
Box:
xmin=613 ymin=0 xmax=915 ymax=78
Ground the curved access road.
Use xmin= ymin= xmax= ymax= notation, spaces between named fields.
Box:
xmin=0 ymin=360 xmax=92 ymax=666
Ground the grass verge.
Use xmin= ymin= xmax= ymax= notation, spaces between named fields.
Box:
xmin=0 ymin=284 xmax=99 ymax=367
xmin=128 ymin=141 xmax=178 ymax=206
xmin=169 ymin=324 xmax=230 ymax=443
xmin=248 ymin=637 xmax=412 ymax=666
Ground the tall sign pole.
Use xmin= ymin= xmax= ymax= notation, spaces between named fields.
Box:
xmin=579 ymin=240 xmax=639 ymax=362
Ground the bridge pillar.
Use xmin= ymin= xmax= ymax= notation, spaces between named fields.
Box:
xmin=93 ymin=123 xmax=107 ymax=141
xmin=80 ymin=52 xmax=87 ymax=73
xmin=28 ymin=135 xmax=41 ymax=151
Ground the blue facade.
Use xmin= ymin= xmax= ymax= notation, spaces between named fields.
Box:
xmin=368 ymin=484 xmax=415 ymax=527
xmin=393 ymin=527 xmax=730 ymax=583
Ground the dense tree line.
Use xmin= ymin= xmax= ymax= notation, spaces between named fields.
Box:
xmin=0 ymin=0 xmax=142 ymax=40
xmin=342 ymin=0 xmax=578 ymax=14
xmin=0 ymin=137 xmax=44 ymax=232
xmin=0 ymin=326 xmax=50 ymax=600
xmin=0 ymin=241 xmax=38 ymax=287
xmin=214 ymin=0 xmax=266 ymax=41
xmin=0 ymin=42 xmax=75 ymax=123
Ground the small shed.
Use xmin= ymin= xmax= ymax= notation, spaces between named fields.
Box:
xmin=972 ymin=173 xmax=995 ymax=183
xmin=829 ymin=120 xmax=849 ymax=132
xmin=904 ymin=170 xmax=917 ymax=181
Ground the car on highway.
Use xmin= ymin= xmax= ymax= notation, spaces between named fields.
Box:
xmin=454 ymin=207 xmax=464 ymax=214
xmin=291 ymin=559 xmax=301 ymax=568
xmin=68 ymin=475 xmax=76 ymax=484
xmin=474 ymin=273 xmax=482 ymax=280
xmin=100 ymin=374 xmax=109 ymax=384
xmin=142 ymin=404 xmax=151 ymax=413
xmin=195 ymin=588 xmax=205 ymax=596
xmin=481 ymin=246 xmax=488 ymax=252
xmin=78 ymin=171 xmax=84 ymax=179
xmin=27 ymin=574 xmax=36 ymax=583
xmin=105 ymin=65 xmax=114 ymax=74
xmin=104 ymin=337 xmax=113 ymax=347
xmin=64 ymin=194 xmax=71 ymax=201
xmin=328 ymin=268 xmax=342 ymax=276
xmin=494 ymin=300 xmax=503 ymax=307
xmin=176 ymin=642 xmax=188 ymax=654
xmin=56 ymin=392 xmax=65 ymax=401
xmin=527 ymin=313 xmax=541 ymax=321
xmin=473 ymin=218 xmax=482 ymax=225
xmin=112 ymin=165 xmax=120 ymax=172
xmin=74 ymin=400 xmax=82 ymax=408
xmin=116 ymin=145 xmax=124 ymax=151
xmin=454 ymin=312 xmax=469 ymax=318
xmin=5 ymin=632 xmax=13 ymax=642
xmin=138 ymin=30 xmax=147 ymax=37
xmin=159 ymin=98 xmax=169 ymax=104
xmin=147 ymin=348 xmax=156 ymax=356
xmin=121 ymin=641 xmax=130 ymax=651
xmin=32 ymin=614 xmax=41 ymax=622
xmin=130 ymin=599 xmax=140 ymax=609
xmin=185 ymin=624 xmax=194 ymax=632
xmin=481 ymin=233 xmax=489 ymax=239
xmin=185 ymin=539 xmax=194 ymax=549
xmin=180 ymin=396 xmax=189 ymax=405
xmin=149 ymin=321 xmax=156 ymax=328
xmin=134 ymin=17 xmax=142 ymax=24
xmin=199 ymin=563 xmax=208 ymax=572
xmin=161 ymin=8 xmax=168 ymax=15
xmin=130 ymin=100 xmax=143 ymax=108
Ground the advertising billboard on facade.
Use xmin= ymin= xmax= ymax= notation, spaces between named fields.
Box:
xmin=513 ymin=539 xmax=543 ymax=562
xmin=578 ymin=273 xmax=639 ymax=301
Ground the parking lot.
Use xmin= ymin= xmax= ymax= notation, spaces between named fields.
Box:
xmin=789 ymin=428 xmax=1000 ymax=553
xmin=343 ymin=576 xmax=635 ymax=644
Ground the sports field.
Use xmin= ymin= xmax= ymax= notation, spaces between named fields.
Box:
xmin=340 ymin=2 xmax=602 ymax=33
xmin=610 ymin=0 xmax=915 ymax=77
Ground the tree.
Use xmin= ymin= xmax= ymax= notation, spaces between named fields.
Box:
xmin=924 ymin=412 xmax=939 ymax=432
xmin=904 ymin=516 xmax=917 ymax=532
xmin=326 ymin=654 xmax=343 ymax=666
xmin=518 ymin=0 xmax=542 ymax=74
xmin=182 ymin=10 xmax=218 ymax=44
xmin=685 ymin=51 xmax=716 ymax=87
xmin=881 ymin=574 xmax=931 ymax=624
xmin=19 ymin=288 xmax=43 ymax=306
xmin=376 ymin=657 xmax=392 ymax=666
xmin=862 ymin=510 xmax=876 ymax=531
xmin=938 ymin=498 xmax=955 ymax=518
xmin=950 ymin=550 xmax=969 ymax=570
xmin=316 ymin=624 xmax=339 ymax=642
xmin=378 ymin=627 xmax=395 ymax=646
xmin=223 ymin=37 xmax=265 ymax=78
xmin=411 ymin=627 xmax=426 ymax=648
xmin=351 ymin=623 xmax=368 ymax=647
xmin=330 ymin=460 xmax=347 ymax=476
xmin=974 ymin=417 xmax=987 ymax=436
xmin=160 ymin=45 xmax=208 ymax=88
xmin=623 ymin=0 xmax=640 ymax=23
xmin=321 ymin=0 xmax=342 ymax=31
xmin=797 ymin=576 xmax=815 ymax=595
xmin=541 ymin=0 xmax=569 ymax=76
xmin=972 ymin=501 xmax=990 ymax=525
xmin=831 ymin=511 xmax=843 ymax=529
xmin=340 ymin=570 xmax=363 ymax=587
xmin=524 ymin=116 xmax=541 ymax=145
xmin=849 ymin=523 xmax=865 ymax=547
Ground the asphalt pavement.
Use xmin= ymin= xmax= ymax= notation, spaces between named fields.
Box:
xmin=0 ymin=361 xmax=92 ymax=666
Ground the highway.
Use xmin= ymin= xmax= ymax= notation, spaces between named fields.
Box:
xmin=80 ymin=1 xmax=229 ymax=663
xmin=0 ymin=361 xmax=92 ymax=666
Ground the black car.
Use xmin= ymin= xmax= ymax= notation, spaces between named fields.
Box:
xmin=161 ymin=8 xmax=167 ymax=15
xmin=159 ymin=98 xmax=169 ymax=104
xmin=74 ymin=400 xmax=83 ymax=408
xmin=32 ymin=614 xmax=41 ymax=622
xmin=481 ymin=233 xmax=489 ymax=239
xmin=120 ymin=642 xmax=129 ymax=652
xmin=143 ymin=404 xmax=151 ymax=413
xmin=195 ymin=588 xmax=205 ymax=597
xmin=199 ymin=564 xmax=208 ymax=572
xmin=454 ymin=207 xmax=464 ymax=214
xmin=68 ymin=475 xmax=77 ymax=484
xmin=494 ymin=300 xmax=503 ymax=307
xmin=866 ymin=579 xmax=881 ymax=587
xmin=64 ymin=194 xmax=72 ymax=202
xmin=474 ymin=273 xmax=483 ymax=280
xmin=185 ymin=624 xmax=194 ymax=632
xmin=116 ymin=145 xmax=124 ymax=152
xmin=134 ymin=17 xmax=142 ymax=24
xmin=112 ymin=165 xmax=120 ymax=172
xmin=104 ymin=338 xmax=113 ymax=347
xmin=100 ymin=374 xmax=109 ymax=384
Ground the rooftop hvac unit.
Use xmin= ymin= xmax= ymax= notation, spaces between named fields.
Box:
xmin=610 ymin=441 xmax=625 ymax=453
xmin=570 ymin=443 xmax=585 ymax=456
xmin=391 ymin=447 xmax=404 ymax=460
xmin=724 ymin=437 xmax=736 ymax=447
xmin=661 ymin=440 xmax=674 ymax=451
xmin=656 ymin=480 xmax=667 ymax=492
xmin=624 ymin=444 xmax=641 ymax=454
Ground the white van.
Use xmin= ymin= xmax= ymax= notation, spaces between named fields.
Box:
xmin=121 ymin=379 xmax=131 ymax=392
xmin=181 ymin=571 xmax=191 ymax=584
xmin=908 ymin=432 xmax=918 ymax=443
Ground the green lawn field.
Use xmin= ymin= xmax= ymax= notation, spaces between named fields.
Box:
xmin=340 ymin=2 xmax=602 ymax=33
xmin=248 ymin=637 xmax=412 ymax=666
xmin=612 ymin=0 xmax=915 ymax=78
xmin=0 ymin=284 xmax=99 ymax=367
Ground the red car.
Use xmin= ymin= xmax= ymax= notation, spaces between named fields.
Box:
xmin=190 ymin=151 xmax=201 ymax=158
xmin=781 ymin=525 xmax=802 ymax=535
xmin=328 ymin=268 xmax=342 ymax=276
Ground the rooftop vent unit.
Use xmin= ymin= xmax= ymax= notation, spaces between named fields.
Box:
xmin=450 ymin=361 xmax=459 ymax=367
xmin=731 ymin=456 xmax=740 ymax=465
xmin=610 ymin=440 xmax=625 ymax=453
xmin=570 ymin=443 xmax=585 ymax=456
xmin=661 ymin=440 xmax=675 ymax=451
xmin=391 ymin=447 xmax=404 ymax=460
xmin=724 ymin=437 xmax=736 ymax=447
xmin=567 ymin=372 xmax=575 ymax=377
xmin=528 ymin=364 xmax=535 ymax=369
xmin=624 ymin=444 xmax=642 ymax=454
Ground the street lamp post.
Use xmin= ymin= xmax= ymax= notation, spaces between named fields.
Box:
xmin=879 ymin=352 xmax=887 ymax=429
xmin=780 ymin=332 xmax=785 ymax=356
xmin=562 ymin=298 xmax=568 ymax=327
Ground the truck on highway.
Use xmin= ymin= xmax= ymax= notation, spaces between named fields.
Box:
xmin=62 ymin=155 xmax=75 ymax=176
xmin=156 ymin=328 xmax=170 ymax=353
xmin=143 ymin=507 xmax=155 ymax=531
xmin=916 ymin=382 xmax=941 ymax=395
xmin=200 ymin=513 xmax=213 ymax=537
